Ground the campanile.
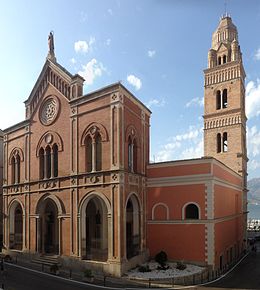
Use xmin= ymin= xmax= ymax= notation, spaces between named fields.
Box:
xmin=203 ymin=15 xmax=248 ymax=224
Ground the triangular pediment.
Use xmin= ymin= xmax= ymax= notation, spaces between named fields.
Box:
xmin=217 ymin=42 xmax=229 ymax=53
xmin=24 ymin=59 xmax=84 ymax=120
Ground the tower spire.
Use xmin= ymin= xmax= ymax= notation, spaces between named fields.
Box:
xmin=47 ymin=31 xmax=56 ymax=62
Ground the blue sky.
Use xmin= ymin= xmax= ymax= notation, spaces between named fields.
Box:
xmin=1 ymin=0 xmax=260 ymax=179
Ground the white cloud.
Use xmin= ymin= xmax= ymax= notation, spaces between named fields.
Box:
xmin=106 ymin=38 xmax=111 ymax=46
xmin=148 ymin=50 xmax=156 ymax=58
xmin=249 ymin=159 xmax=260 ymax=171
xmin=246 ymin=79 xmax=260 ymax=119
xmin=248 ymin=126 xmax=260 ymax=157
xmin=127 ymin=75 xmax=142 ymax=90
xmin=74 ymin=37 xmax=95 ymax=53
xmin=185 ymin=97 xmax=204 ymax=108
xmin=78 ymin=58 xmax=106 ymax=85
xmin=108 ymin=8 xmax=113 ymax=15
xmin=70 ymin=58 xmax=76 ymax=64
xmin=155 ymin=126 xmax=203 ymax=162
xmin=146 ymin=98 xmax=166 ymax=109
xmin=254 ymin=48 xmax=260 ymax=60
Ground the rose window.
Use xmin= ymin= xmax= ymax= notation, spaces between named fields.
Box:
xmin=40 ymin=97 xmax=59 ymax=125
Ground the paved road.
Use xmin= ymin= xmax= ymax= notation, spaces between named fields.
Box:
xmin=0 ymin=263 xmax=144 ymax=290
xmin=204 ymin=246 xmax=260 ymax=289
xmin=1 ymin=264 xmax=96 ymax=290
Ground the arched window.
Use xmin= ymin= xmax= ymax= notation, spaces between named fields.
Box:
xmin=11 ymin=156 xmax=16 ymax=184
xmin=53 ymin=144 xmax=58 ymax=177
xmin=223 ymin=55 xmax=227 ymax=64
xmin=10 ymin=153 xmax=21 ymax=184
xmin=84 ymin=132 xmax=103 ymax=173
xmin=217 ymin=133 xmax=221 ymax=153
xmin=128 ymin=136 xmax=133 ymax=171
xmin=133 ymin=139 xmax=137 ymax=173
xmin=128 ymin=137 xmax=138 ymax=173
xmin=96 ymin=134 xmax=102 ymax=171
xmin=222 ymin=89 xmax=228 ymax=108
xmin=39 ymin=148 xmax=44 ymax=180
xmin=85 ymin=136 xmax=92 ymax=172
xmin=223 ymin=132 xmax=228 ymax=152
xmin=185 ymin=204 xmax=199 ymax=219
xmin=16 ymin=154 xmax=20 ymax=184
xmin=39 ymin=145 xmax=59 ymax=179
xmin=218 ymin=56 xmax=221 ymax=65
xmin=216 ymin=90 xmax=221 ymax=110
xmin=46 ymin=146 xmax=51 ymax=179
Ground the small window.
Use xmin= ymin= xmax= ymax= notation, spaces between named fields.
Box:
xmin=16 ymin=155 xmax=20 ymax=184
xmin=133 ymin=139 xmax=137 ymax=173
xmin=96 ymin=134 xmax=102 ymax=171
xmin=185 ymin=204 xmax=199 ymax=219
xmin=218 ymin=56 xmax=221 ymax=65
xmin=11 ymin=156 xmax=16 ymax=184
xmin=217 ymin=133 xmax=221 ymax=153
xmin=86 ymin=136 xmax=92 ymax=172
xmin=223 ymin=132 xmax=228 ymax=152
xmin=39 ymin=147 xmax=44 ymax=180
xmin=222 ymin=89 xmax=228 ymax=108
xmin=216 ymin=90 xmax=221 ymax=110
xmin=45 ymin=146 xmax=51 ymax=178
xmin=223 ymin=55 xmax=227 ymax=64
xmin=53 ymin=144 xmax=58 ymax=177
xmin=128 ymin=137 xmax=132 ymax=171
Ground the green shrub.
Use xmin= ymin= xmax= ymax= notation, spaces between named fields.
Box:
xmin=155 ymin=251 xmax=167 ymax=268
xmin=83 ymin=268 xmax=93 ymax=278
xmin=176 ymin=261 xmax=186 ymax=270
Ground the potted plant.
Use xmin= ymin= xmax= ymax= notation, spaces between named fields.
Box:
xmin=83 ymin=268 xmax=94 ymax=283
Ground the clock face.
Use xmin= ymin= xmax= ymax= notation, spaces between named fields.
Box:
xmin=40 ymin=96 xmax=59 ymax=126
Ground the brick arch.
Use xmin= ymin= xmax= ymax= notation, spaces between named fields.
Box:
xmin=35 ymin=193 xmax=66 ymax=215
xmin=8 ymin=198 xmax=25 ymax=217
xmin=80 ymin=122 xmax=108 ymax=145
xmin=78 ymin=191 xmax=111 ymax=216
xmin=151 ymin=203 xmax=169 ymax=220
xmin=125 ymin=125 xmax=140 ymax=146
xmin=182 ymin=202 xmax=201 ymax=220
xmin=9 ymin=147 xmax=24 ymax=164
xmin=36 ymin=131 xmax=63 ymax=156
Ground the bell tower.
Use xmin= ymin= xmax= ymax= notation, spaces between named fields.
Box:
xmin=203 ymin=15 xmax=248 ymax=217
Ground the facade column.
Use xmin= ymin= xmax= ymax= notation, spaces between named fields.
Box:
xmin=58 ymin=217 xmax=62 ymax=255
xmin=35 ymin=216 xmax=40 ymax=252
xmin=22 ymin=214 xmax=26 ymax=250
xmin=78 ymin=215 xmax=81 ymax=257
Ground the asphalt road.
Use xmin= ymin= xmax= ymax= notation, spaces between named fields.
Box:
xmin=0 ymin=264 xmax=108 ymax=290
xmin=0 ymin=263 xmax=144 ymax=290
xmin=204 ymin=246 xmax=260 ymax=289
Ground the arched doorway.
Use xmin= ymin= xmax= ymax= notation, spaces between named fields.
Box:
xmin=9 ymin=202 xmax=23 ymax=250
xmin=126 ymin=195 xmax=140 ymax=259
xmin=81 ymin=195 xmax=108 ymax=261
xmin=42 ymin=200 xmax=59 ymax=254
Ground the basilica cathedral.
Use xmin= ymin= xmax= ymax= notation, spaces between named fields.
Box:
xmin=1 ymin=15 xmax=247 ymax=276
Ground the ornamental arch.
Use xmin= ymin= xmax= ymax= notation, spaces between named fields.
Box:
xmin=78 ymin=191 xmax=111 ymax=262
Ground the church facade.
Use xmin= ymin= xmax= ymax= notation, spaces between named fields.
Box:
xmin=1 ymin=15 xmax=247 ymax=276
